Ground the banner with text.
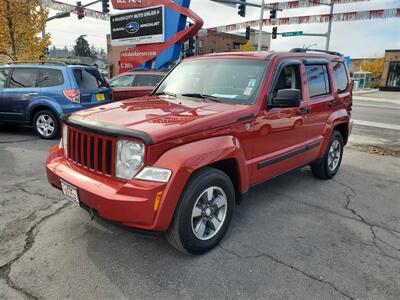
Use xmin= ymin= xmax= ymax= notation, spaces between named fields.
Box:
xmin=110 ymin=6 xmax=164 ymax=46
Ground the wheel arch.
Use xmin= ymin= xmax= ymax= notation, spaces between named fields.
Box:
xmin=150 ymin=135 xmax=249 ymax=231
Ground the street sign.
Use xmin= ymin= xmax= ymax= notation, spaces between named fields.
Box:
xmin=281 ymin=31 xmax=304 ymax=37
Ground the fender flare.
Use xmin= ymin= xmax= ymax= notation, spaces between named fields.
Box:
xmin=150 ymin=135 xmax=249 ymax=231
xmin=319 ymin=109 xmax=350 ymax=156
xmin=27 ymin=99 xmax=62 ymax=123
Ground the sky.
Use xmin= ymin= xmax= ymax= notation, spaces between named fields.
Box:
xmin=46 ymin=0 xmax=400 ymax=58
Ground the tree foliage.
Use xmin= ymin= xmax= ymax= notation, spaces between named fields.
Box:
xmin=360 ymin=57 xmax=384 ymax=79
xmin=240 ymin=41 xmax=256 ymax=52
xmin=0 ymin=0 xmax=50 ymax=61
xmin=74 ymin=35 xmax=92 ymax=57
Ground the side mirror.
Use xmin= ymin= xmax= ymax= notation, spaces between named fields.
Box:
xmin=270 ymin=89 xmax=301 ymax=108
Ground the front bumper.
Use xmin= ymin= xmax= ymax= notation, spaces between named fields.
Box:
xmin=46 ymin=145 xmax=167 ymax=231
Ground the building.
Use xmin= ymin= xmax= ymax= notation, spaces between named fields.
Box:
xmin=248 ymin=29 xmax=271 ymax=51
xmin=380 ymin=49 xmax=400 ymax=91
xmin=193 ymin=30 xmax=247 ymax=55
xmin=106 ymin=34 xmax=129 ymax=78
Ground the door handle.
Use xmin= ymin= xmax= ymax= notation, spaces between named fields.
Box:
xmin=298 ymin=107 xmax=311 ymax=115
xmin=328 ymin=100 xmax=338 ymax=107
xmin=25 ymin=92 xmax=38 ymax=96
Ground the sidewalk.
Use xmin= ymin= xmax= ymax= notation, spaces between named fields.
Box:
xmin=353 ymin=90 xmax=400 ymax=105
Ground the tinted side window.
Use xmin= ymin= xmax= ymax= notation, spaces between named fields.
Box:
xmin=132 ymin=74 xmax=164 ymax=87
xmin=9 ymin=69 xmax=38 ymax=88
xmin=0 ymin=69 xmax=10 ymax=88
xmin=330 ymin=62 xmax=348 ymax=93
xmin=39 ymin=69 xmax=64 ymax=87
xmin=73 ymin=68 xmax=105 ymax=89
xmin=306 ymin=65 xmax=330 ymax=98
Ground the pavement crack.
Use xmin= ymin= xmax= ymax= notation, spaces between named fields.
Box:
xmin=337 ymin=182 xmax=400 ymax=264
xmin=15 ymin=183 xmax=60 ymax=201
xmin=0 ymin=202 xmax=71 ymax=300
xmin=219 ymin=244 xmax=355 ymax=300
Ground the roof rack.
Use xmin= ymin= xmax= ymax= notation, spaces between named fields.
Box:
xmin=0 ymin=61 xmax=67 ymax=66
xmin=290 ymin=48 xmax=342 ymax=57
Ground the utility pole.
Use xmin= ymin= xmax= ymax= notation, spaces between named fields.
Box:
xmin=325 ymin=1 xmax=334 ymax=50
xmin=257 ymin=0 xmax=264 ymax=52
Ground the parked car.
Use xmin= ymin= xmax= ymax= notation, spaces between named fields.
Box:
xmin=109 ymin=70 xmax=166 ymax=101
xmin=46 ymin=49 xmax=352 ymax=254
xmin=0 ymin=62 xmax=111 ymax=139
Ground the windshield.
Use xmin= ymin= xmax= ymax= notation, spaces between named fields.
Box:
xmin=154 ymin=58 xmax=267 ymax=105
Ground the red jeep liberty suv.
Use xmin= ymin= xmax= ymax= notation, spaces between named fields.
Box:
xmin=46 ymin=49 xmax=352 ymax=254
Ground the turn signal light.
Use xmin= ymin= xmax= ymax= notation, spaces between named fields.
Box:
xmin=154 ymin=191 xmax=163 ymax=211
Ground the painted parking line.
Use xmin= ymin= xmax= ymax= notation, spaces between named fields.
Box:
xmin=353 ymin=120 xmax=400 ymax=131
xmin=353 ymin=103 xmax=400 ymax=110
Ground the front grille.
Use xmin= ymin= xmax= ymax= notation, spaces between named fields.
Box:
xmin=67 ymin=126 xmax=115 ymax=176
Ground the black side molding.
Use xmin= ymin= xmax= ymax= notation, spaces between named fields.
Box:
xmin=61 ymin=114 xmax=154 ymax=145
xmin=237 ymin=115 xmax=255 ymax=122
xmin=257 ymin=140 xmax=321 ymax=169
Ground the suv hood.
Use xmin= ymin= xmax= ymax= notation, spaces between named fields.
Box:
xmin=68 ymin=96 xmax=253 ymax=144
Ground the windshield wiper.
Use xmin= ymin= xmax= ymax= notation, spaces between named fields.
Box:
xmin=181 ymin=93 xmax=221 ymax=102
xmin=153 ymin=91 xmax=177 ymax=98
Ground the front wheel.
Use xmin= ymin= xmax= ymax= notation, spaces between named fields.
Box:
xmin=166 ymin=167 xmax=235 ymax=254
xmin=311 ymin=130 xmax=344 ymax=179
xmin=33 ymin=110 xmax=60 ymax=139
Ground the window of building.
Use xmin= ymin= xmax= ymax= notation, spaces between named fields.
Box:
xmin=387 ymin=61 xmax=400 ymax=88
xmin=39 ymin=69 xmax=64 ymax=87
xmin=9 ymin=68 xmax=38 ymax=88
xmin=305 ymin=65 xmax=331 ymax=98
xmin=330 ymin=62 xmax=348 ymax=93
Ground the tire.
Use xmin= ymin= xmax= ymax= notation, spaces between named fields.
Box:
xmin=311 ymin=130 xmax=344 ymax=179
xmin=166 ymin=167 xmax=235 ymax=255
xmin=33 ymin=110 xmax=60 ymax=139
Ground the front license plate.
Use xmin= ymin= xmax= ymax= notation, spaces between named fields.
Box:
xmin=61 ymin=180 xmax=79 ymax=204
xmin=96 ymin=93 xmax=105 ymax=101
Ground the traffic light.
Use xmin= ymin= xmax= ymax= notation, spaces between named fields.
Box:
xmin=102 ymin=0 xmax=109 ymax=13
xmin=272 ymin=26 xmax=277 ymax=39
xmin=76 ymin=1 xmax=84 ymax=20
xmin=245 ymin=26 xmax=251 ymax=40
xmin=238 ymin=0 xmax=246 ymax=18
xmin=270 ymin=9 xmax=277 ymax=19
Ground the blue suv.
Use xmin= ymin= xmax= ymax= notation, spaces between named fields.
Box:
xmin=0 ymin=62 xmax=111 ymax=139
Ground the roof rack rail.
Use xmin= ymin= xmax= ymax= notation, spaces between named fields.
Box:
xmin=0 ymin=61 xmax=67 ymax=66
xmin=290 ymin=48 xmax=342 ymax=57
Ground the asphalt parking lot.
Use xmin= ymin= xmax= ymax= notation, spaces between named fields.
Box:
xmin=1 ymin=125 xmax=399 ymax=300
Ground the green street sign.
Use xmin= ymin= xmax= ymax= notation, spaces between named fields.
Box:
xmin=282 ymin=31 xmax=304 ymax=37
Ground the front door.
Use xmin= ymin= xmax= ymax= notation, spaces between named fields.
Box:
xmin=1 ymin=68 xmax=40 ymax=121
xmin=250 ymin=60 xmax=310 ymax=185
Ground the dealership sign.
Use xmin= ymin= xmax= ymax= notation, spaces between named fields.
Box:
xmin=110 ymin=6 xmax=165 ymax=46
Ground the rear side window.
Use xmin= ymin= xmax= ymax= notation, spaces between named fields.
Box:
xmin=110 ymin=75 xmax=134 ymax=87
xmin=330 ymin=62 xmax=349 ymax=93
xmin=72 ymin=68 xmax=105 ymax=89
xmin=9 ymin=69 xmax=38 ymax=88
xmin=132 ymin=74 xmax=164 ymax=87
xmin=306 ymin=65 xmax=330 ymax=98
xmin=39 ymin=69 xmax=64 ymax=87
xmin=0 ymin=69 xmax=10 ymax=88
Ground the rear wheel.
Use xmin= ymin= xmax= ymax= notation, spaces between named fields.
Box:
xmin=311 ymin=130 xmax=344 ymax=179
xmin=166 ymin=167 xmax=235 ymax=254
xmin=33 ymin=110 xmax=60 ymax=139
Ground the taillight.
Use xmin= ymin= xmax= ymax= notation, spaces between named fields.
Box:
xmin=63 ymin=89 xmax=80 ymax=103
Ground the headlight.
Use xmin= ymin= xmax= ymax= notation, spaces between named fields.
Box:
xmin=135 ymin=167 xmax=172 ymax=183
xmin=116 ymin=140 xmax=144 ymax=179
xmin=62 ymin=125 xmax=68 ymax=156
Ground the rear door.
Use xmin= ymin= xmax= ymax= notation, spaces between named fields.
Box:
xmin=302 ymin=60 xmax=334 ymax=159
xmin=0 ymin=68 xmax=40 ymax=121
xmin=71 ymin=67 xmax=111 ymax=104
